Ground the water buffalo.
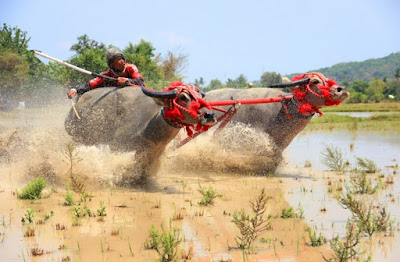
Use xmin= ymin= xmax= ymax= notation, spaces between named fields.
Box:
xmin=205 ymin=72 xmax=349 ymax=172
xmin=65 ymin=82 xmax=216 ymax=185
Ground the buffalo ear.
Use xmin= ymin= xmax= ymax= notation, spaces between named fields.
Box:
xmin=152 ymin=98 xmax=169 ymax=107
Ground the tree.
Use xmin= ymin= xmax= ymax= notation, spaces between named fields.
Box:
xmin=0 ymin=23 xmax=30 ymax=55
xmin=260 ymin=72 xmax=282 ymax=87
xmin=395 ymin=67 xmax=400 ymax=79
xmin=194 ymin=77 xmax=205 ymax=88
xmin=351 ymin=80 xmax=369 ymax=93
xmin=48 ymin=48 xmax=107 ymax=86
xmin=386 ymin=79 xmax=400 ymax=100
xmin=158 ymin=50 xmax=188 ymax=81
xmin=203 ymin=79 xmax=224 ymax=92
xmin=235 ymin=74 xmax=248 ymax=88
xmin=124 ymin=39 xmax=162 ymax=83
xmin=0 ymin=51 xmax=29 ymax=96
xmin=226 ymin=78 xmax=237 ymax=88
xmin=366 ymin=79 xmax=386 ymax=102
xmin=70 ymin=34 xmax=106 ymax=56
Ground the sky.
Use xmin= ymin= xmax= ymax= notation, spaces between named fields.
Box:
xmin=1 ymin=0 xmax=399 ymax=84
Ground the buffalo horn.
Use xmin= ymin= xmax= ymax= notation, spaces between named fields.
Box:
xmin=140 ymin=84 xmax=178 ymax=99
xmin=268 ymin=77 xmax=310 ymax=88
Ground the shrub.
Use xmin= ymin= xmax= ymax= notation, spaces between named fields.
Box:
xmin=144 ymin=220 xmax=181 ymax=262
xmin=321 ymin=145 xmax=347 ymax=172
xmin=198 ymin=184 xmax=222 ymax=206
xmin=232 ymin=188 xmax=272 ymax=249
xmin=18 ymin=177 xmax=47 ymax=199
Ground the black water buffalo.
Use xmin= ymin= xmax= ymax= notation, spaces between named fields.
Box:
xmin=65 ymin=83 xmax=216 ymax=185
xmin=205 ymin=72 xmax=349 ymax=170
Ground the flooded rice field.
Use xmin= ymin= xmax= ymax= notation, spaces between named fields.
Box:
xmin=0 ymin=105 xmax=399 ymax=261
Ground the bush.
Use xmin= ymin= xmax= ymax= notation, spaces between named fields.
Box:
xmin=17 ymin=177 xmax=47 ymax=199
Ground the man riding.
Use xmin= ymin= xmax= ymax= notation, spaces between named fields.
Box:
xmin=67 ymin=47 xmax=144 ymax=98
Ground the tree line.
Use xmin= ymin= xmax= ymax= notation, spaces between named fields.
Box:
xmin=1 ymin=23 xmax=399 ymax=109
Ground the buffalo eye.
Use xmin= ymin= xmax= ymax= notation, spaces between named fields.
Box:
xmin=312 ymin=79 xmax=320 ymax=85
xmin=179 ymin=94 xmax=189 ymax=101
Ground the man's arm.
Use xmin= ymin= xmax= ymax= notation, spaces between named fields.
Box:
xmin=67 ymin=82 xmax=91 ymax=98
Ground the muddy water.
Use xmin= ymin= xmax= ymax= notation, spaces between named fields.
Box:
xmin=0 ymin=106 xmax=399 ymax=261
xmin=281 ymin=129 xmax=400 ymax=262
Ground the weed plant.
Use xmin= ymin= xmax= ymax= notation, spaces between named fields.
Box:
xmin=232 ymin=188 xmax=272 ymax=250
xmin=323 ymin=220 xmax=365 ymax=262
xmin=62 ymin=142 xmax=85 ymax=193
xmin=197 ymin=183 xmax=222 ymax=206
xmin=339 ymin=193 xmax=391 ymax=236
xmin=17 ymin=177 xmax=46 ymax=200
xmin=21 ymin=208 xmax=35 ymax=224
xmin=356 ymin=157 xmax=377 ymax=173
xmin=308 ymin=228 xmax=327 ymax=247
xmin=281 ymin=207 xmax=296 ymax=219
xmin=96 ymin=201 xmax=107 ymax=217
xmin=44 ymin=211 xmax=54 ymax=221
xmin=321 ymin=145 xmax=347 ymax=172
xmin=347 ymin=172 xmax=381 ymax=194
xmin=144 ymin=219 xmax=181 ymax=262
xmin=63 ymin=191 xmax=75 ymax=206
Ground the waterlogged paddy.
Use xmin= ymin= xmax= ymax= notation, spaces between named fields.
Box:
xmin=0 ymin=106 xmax=399 ymax=261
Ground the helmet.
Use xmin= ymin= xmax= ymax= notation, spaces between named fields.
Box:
xmin=106 ymin=47 xmax=125 ymax=67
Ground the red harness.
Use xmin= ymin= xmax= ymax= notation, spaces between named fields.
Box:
xmin=291 ymin=72 xmax=341 ymax=116
xmin=162 ymin=81 xmax=212 ymax=137
xmin=163 ymin=73 xmax=342 ymax=147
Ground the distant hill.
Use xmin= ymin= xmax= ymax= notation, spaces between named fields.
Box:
xmin=286 ymin=52 xmax=400 ymax=84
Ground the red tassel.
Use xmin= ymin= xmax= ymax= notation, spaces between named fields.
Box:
xmin=299 ymin=103 xmax=313 ymax=115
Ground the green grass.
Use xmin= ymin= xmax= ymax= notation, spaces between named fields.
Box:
xmin=17 ymin=177 xmax=47 ymax=200
xmin=306 ymin=112 xmax=400 ymax=132
xmin=323 ymin=101 xmax=400 ymax=112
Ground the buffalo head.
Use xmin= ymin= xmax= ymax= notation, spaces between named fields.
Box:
xmin=141 ymin=81 xmax=216 ymax=136
xmin=269 ymin=72 xmax=349 ymax=115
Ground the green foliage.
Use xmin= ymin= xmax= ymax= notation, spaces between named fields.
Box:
xmin=0 ymin=23 xmax=30 ymax=54
xmin=347 ymin=172 xmax=380 ymax=194
xmin=44 ymin=211 xmax=54 ymax=221
xmin=21 ymin=208 xmax=35 ymax=223
xmin=323 ymin=220 xmax=363 ymax=262
xmin=203 ymin=78 xmax=225 ymax=92
xmin=124 ymin=40 xmax=163 ymax=82
xmin=281 ymin=207 xmax=296 ymax=219
xmin=144 ymin=221 xmax=181 ymax=262
xmin=225 ymin=74 xmax=248 ymax=89
xmin=339 ymin=194 xmax=390 ymax=236
xmin=197 ymin=184 xmax=222 ymax=206
xmin=96 ymin=201 xmax=107 ymax=217
xmin=308 ymin=228 xmax=327 ymax=247
xmin=260 ymin=71 xmax=282 ymax=87
xmin=293 ymin=52 xmax=400 ymax=84
xmin=232 ymin=188 xmax=272 ymax=250
xmin=366 ymin=79 xmax=386 ymax=102
xmin=0 ymin=51 xmax=30 ymax=93
xmin=64 ymin=191 xmax=75 ymax=206
xmin=356 ymin=157 xmax=377 ymax=173
xmin=70 ymin=34 xmax=106 ymax=56
xmin=17 ymin=177 xmax=47 ymax=199
xmin=321 ymin=145 xmax=347 ymax=172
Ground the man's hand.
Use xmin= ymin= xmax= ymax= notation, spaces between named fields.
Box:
xmin=67 ymin=89 xmax=77 ymax=98
xmin=117 ymin=77 xmax=129 ymax=86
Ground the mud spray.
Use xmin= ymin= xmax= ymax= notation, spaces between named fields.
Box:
xmin=0 ymin=106 xmax=283 ymax=190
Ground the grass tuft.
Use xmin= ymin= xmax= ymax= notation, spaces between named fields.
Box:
xmin=17 ymin=177 xmax=46 ymax=200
